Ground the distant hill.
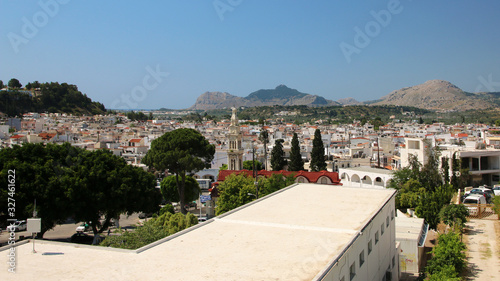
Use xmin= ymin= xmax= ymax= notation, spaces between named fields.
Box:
xmin=373 ymin=80 xmax=498 ymax=111
xmin=0 ymin=82 xmax=106 ymax=116
xmin=337 ymin=97 xmax=361 ymax=106
xmin=189 ymin=85 xmax=339 ymax=110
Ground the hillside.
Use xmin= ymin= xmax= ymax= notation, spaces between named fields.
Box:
xmin=0 ymin=82 xmax=106 ymax=116
xmin=373 ymin=80 xmax=496 ymax=111
xmin=189 ymin=85 xmax=339 ymax=110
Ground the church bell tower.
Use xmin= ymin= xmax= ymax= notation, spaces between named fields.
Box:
xmin=227 ymin=107 xmax=243 ymax=170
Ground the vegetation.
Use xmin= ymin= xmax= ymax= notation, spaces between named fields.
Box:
xmin=0 ymin=80 xmax=106 ymax=116
xmin=160 ymin=175 xmax=200 ymax=204
xmin=143 ymin=128 xmax=215 ymax=214
xmin=439 ymin=204 xmax=468 ymax=230
xmin=310 ymin=129 xmax=326 ymax=171
xmin=215 ymin=173 xmax=295 ymax=215
xmin=100 ymin=211 xmax=197 ymax=249
xmin=215 ymin=174 xmax=257 ymax=215
xmin=270 ymin=139 xmax=286 ymax=171
xmin=389 ymin=142 xmax=456 ymax=230
xmin=288 ymin=132 xmax=304 ymax=171
xmin=425 ymin=232 xmax=466 ymax=280
xmin=126 ymin=111 xmax=149 ymax=121
xmin=0 ymin=143 xmax=161 ymax=239
xmin=492 ymin=196 xmax=500 ymax=219
xmin=243 ymin=160 xmax=263 ymax=171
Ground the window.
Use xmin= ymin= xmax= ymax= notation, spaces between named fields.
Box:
xmin=375 ymin=231 xmax=379 ymax=244
xmin=349 ymin=262 xmax=356 ymax=281
xmin=381 ymin=223 xmax=385 ymax=236
xmin=368 ymin=239 xmax=373 ymax=254
xmin=359 ymin=250 xmax=365 ymax=266
xmin=391 ymin=210 xmax=394 ymax=221
xmin=392 ymin=255 xmax=396 ymax=268
xmin=386 ymin=216 xmax=390 ymax=227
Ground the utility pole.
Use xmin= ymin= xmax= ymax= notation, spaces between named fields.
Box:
xmin=377 ymin=137 xmax=381 ymax=168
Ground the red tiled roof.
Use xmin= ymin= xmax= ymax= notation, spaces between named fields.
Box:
xmin=10 ymin=135 xmax=24 ymax=139
xmin=217 ymin=169 xmax=342 ymax=185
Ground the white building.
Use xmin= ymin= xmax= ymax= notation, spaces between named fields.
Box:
xmin=340 ymin=166 xmax=394 ymax=188
xmin=2 ymin=183 xmax=399 ymax=281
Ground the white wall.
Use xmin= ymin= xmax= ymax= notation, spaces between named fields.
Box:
xmin=320 ymin=196 xmax=398 ymax=281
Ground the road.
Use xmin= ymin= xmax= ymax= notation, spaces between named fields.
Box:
xmin=0 ymin=213 xmax=141 ymax=246
xmin=464 ymin=219 xmax=500 ymax=280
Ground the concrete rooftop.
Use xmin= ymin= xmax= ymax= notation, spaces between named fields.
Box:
xmin=1 ymin=183 xmax=396 ymax=281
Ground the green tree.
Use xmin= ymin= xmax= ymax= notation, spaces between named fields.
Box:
xmin=310 ymin=129 xmax=326 ymax=171
xmin=492 ymin=196 xmax=500 ymax=219
xmin=0 ymin=80 xmax=4 ymax=89
xmin=143 ymin=128 xmax=215 ymax=214
xmin=243 ymin=160 xmax=263 ymax=171
xmin=25 ymin=81 xmax=41 ymax=90
xmin=219 ymin=164 xmax=228 ymax=171
xmin=160 ymin=175 xmax=200 ymax=204
xmin=415 ymin=184 xmax=454 ymax=230
xmin=0 ymin=143 xmax=77 ymax=236
xmin=215 ymin=174 xmax=256 ymax=215
xmin=258 ymin=173 xmax=296 ymax=197
xmin=69 ymin=149 xmax=161 ymax=243
xmin=425 ymin=232 xmax=466 ymax=278
xmin=8 ymin=78 xmax=22 ymax=89
xmin=420 ymin=140 xmax=443 ymax=192
xmin=439 ymin=204 xmax=468 ymax=230
xmin=100 ymin=211 xmax=197 ymax=249
xmin=288 ymin=133 xmax=304 ymax=171
xmin=441 ymin=156 xmax=450 ymax=185
xmin=271 ymin=139 xmax=286 ymax=171
xmin=215 ymin=173 xmax=296 ymax=215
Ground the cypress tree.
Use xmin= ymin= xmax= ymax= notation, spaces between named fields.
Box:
xmin=270 ymin=139 xmax=286 ymax=171
xmin=310 ymin=129 xmax=327 ymax=171
xmin=289 ymin=133 xmax=304 ymax=171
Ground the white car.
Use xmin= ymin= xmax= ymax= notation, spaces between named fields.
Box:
xmin=463 ymin=194 xmax=487 ymax=216
xmin=493 ymin=186 xmax=500 ymax=196
xmin=6 ymin=220 xmax=27 ymax=232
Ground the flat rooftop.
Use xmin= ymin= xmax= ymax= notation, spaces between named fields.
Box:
xmin=1 ymin=183 xmax=396 ymax=281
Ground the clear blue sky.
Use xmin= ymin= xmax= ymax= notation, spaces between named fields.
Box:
xmin=2 ymin=0 xmax=500 ymax=110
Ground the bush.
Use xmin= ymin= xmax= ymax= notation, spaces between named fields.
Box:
xmin=439 ymin=204 xmax=468 ymax=230
xmin=100 ymin=212 xmax=197 ymax=249
xmin=492 ymin=196 xmax=500 ymax=219
xmin=425 ymin=232 xmax=466 ymax=278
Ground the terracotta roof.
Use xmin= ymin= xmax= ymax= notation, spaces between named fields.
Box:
xmin=129 ymin=138 xmax=142 ymax=143
xmin=10 ymin=134 xmax=25 ymax=139
xmin=217 ymin=169 xmax=342 ymax=185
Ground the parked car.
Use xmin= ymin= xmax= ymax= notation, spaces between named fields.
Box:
xmin=465 ymin=188 xmax=493 ymax=203
xmin=463 ymin=194 xmax=487 ymax=216
xmin=6 ymin=220 xmax=27 ymax=232
xmin=76 ymin=223 xmax=90 ymax=233
xmin=70 ymin=232 xmax=94 ymax=244
xmin=493 ymin=186 xmax=500 ymax=196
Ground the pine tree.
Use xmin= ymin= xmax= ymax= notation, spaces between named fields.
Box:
xmin=289 ymin=133 xmax=304 ymax=171
xmin=310 ymin=129 xmax=326 ymax=171
xmin=270 ymin=139 xmax=286 ymax=171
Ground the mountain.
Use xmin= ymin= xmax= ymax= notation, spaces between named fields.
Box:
xmin=373 ymin=80 xmax=498 ymax=111
xmin=337 ymin=97 xmax=361 ymax=106
xmin=189 ymin=85 xmax=339 ymax=110
xmin=0 ymin=82 xmax=106 ymax=116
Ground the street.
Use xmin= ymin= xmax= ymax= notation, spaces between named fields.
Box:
xmin=0 ymin=213 xmax=142 ymax=246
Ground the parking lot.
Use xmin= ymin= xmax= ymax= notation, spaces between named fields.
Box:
xmin=0 ymin=213 xmax=142 ymax=246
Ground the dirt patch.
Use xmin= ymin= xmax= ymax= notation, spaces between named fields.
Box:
xmin=463 ymin=219 xmax=500 ymax=280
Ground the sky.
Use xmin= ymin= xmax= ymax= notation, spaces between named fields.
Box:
xmin=1 ymin=0 xmax=500 ymax=110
